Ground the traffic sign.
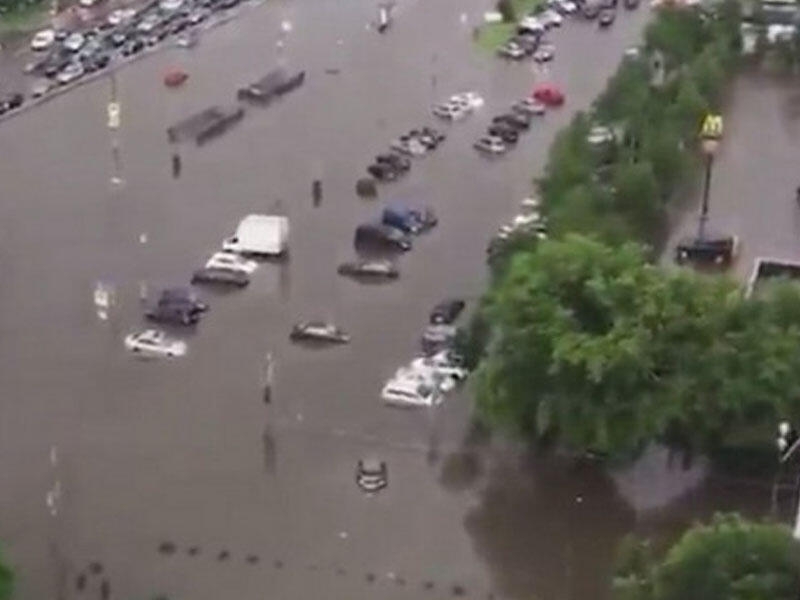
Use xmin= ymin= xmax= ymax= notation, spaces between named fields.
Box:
xmin=700 ymin=114 xmax=723 ymax=140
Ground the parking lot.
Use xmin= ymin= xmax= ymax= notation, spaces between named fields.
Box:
xmin=0 ymin=1 xmax=706 ymax=599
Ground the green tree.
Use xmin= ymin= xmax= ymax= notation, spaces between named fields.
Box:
xmin=0 ymin=548 xmax=13 ymax=600
xmin=611 ymin=161 xmax=662 ymax=240
xmin=496 ymin=0 xmax=516 ymax=23
xmin=613 ymin=514 xmax=800 ymax=600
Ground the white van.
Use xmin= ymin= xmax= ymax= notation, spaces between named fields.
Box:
xmin=223 ymin=214 xmax=289 ymax=257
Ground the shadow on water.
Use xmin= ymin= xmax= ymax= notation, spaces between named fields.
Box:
xmin=464 ymin=451 xmax=634 ymax=600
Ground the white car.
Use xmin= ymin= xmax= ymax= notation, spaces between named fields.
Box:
xmin=513 ymin=98 xmax=546 ymax=116
xmin=450 ymin=91 xmax=483 ymax=110
xmin=107 ymin=8 xmax=136 ymax=25
xmin=587 ymin=125 xmax=615 ymax=145
xmin=396 ymin=363 xmax=454 ymax=392
xmin=381 ymin=377 xmax=441 ymax=408
xmin=391 ymin=136 xmax=427 ymax=156
xmin=205 ymin=251 xmax=258 ymax=274
xmin=79 ymin=0 xmax=99 ymax=7
xmin=30 ymin=80 xmax=51 ymax=98
xmin=519 ymin=16 xmax=545 ymax=33
xmin=533 ymin=47 xmax=554 ymax=62
xmin=554 ymin=0 xmax=577 ymax=13
xmin=30 ymin=29 xmax=55 ymax=51
xmin=56 ymin=62 xmax=84 ymax=85
xmin=474 ymin=136 xmax=507 ymax=154
xmin=160 ymin=0 xmax=184 ymax=11
xmin=540 ymin=9 xmax=563 ymax=27
xmin=63 ymin=32 xmax=85 ymax=52
xmin=137 ymin=14 xmax=161 ymax=33
xmin=432 ymin=102 xmax=469 ymax=121
xmin=124 ymin=329 xmax=187 ymax=358
xmin=410 ymin=354 xmax=468 ymax=383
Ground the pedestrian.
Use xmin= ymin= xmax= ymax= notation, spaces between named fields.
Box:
xmin=100 ymin=578 xmax=110 ymax=600
xmin=262 ymin=352 xmax=274 ymax=404
xmin=171 ymin=152 xmax=182 ymax=179
xmin=312 ymin=179 xmax=322 ymax=207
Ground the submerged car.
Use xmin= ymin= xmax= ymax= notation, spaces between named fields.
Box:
xmin=421 ymin=323 xmax=457 ymax=354
xmin=498 ymin=41 xmax=526 ymax=59
xmin=532 ymin=83 xmax=565 ymax=106
xmin=381 ymin=377 xmax=440 ymax=408
xmin=56 ymin=62 xmax=84 ymax=85
xmin=337 ymin=259 xmax=399 ymax=279
xmin=390 ymin=135 xmax=427 ymax=156
xmin=205 ymin=251 xmax=258 ymax=274
xmin=598 ymin=8 xmax=616 ymax=26
xmin=367 ymin=162 xmax=400 ymax=182
xmin=513 ymin=98 xmax=546 ymax=116
xmin=382 ymin=205 xmax=438 ymax=234
xmin=290 ymin=321 xmax=351 ymax=343
xmin=356 ymin=458 xmax=388 ymax=493
xmin=675 ymin=235 xmax=739 ymax=267
xmin=474 ymin=136 xmax=507 ymax=154
xmin=124 ymin=329 xmax=187 ymax=358
xmin=354 ymin=223 xmax=412 ymax=251
xmin=487 ymin=124 xmax=519 ymax=144
xmin=191 ymin=266 xmax=250 ymax=287
xmin=429 ymin=299 xmax=465 ymax=324
xmin=146 ymin=287 xmax=207 ymax=325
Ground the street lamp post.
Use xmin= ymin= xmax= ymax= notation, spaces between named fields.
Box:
xmin=697 ymin=114 xmax=723 ymax=240
xmin=775 ymin=421 xmax=800 ymax=540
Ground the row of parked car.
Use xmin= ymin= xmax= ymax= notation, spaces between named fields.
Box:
xmin=0 ymin=0 xmax=247 ymax=120
xmin=474 ymin=85 xmax=564 ymax=156
xmin=486 ymin=196 xmax=548 ymax=260
xmin=380 ymin=299 xmax=468 ymax=407
xmin=365 ymin=126 xmax=446 ymax=183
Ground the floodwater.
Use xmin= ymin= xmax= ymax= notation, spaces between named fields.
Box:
xmin=666 ymin=72 xmax=800 ymax=281
xmin=0 ymin=1 xmax=771 ymax=599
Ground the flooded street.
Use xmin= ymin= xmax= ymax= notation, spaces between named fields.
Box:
xmin=0 ymin=1 xmax=770 ymax=599
xmin=667 ymin=72 xmax=800 ymax=280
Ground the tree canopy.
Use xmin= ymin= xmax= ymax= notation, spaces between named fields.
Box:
xmin=0 ymin=548 xmax=13 ymax=600
xmin=613 ymin=514 xmax=800 ymax=600
xmin=474 ymin=235 xmax=800 ymax=459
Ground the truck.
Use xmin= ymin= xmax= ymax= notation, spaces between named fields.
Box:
xmin=223 ymin=214 xmax=290 ymax=257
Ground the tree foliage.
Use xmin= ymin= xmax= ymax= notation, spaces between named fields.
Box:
xmin=613 ymin=514 xmax=800 ymax=600
xmin=0 ymin=549 xmax=13 ymax=600
xmin=475 ymin=235 xmax=800 ymax=459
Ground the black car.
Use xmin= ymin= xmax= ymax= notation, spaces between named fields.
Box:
xmin=160 ymin=287 xmax=209 ymax=311
xmin=3 ymin=93 xmax=24 ymax=111
xmin=623 ymin=0 xmax=639 ymax=8
xmin=513 ymin=33 xmax=540 ymax=54
xmin=376 ymin=153 xmax=411 ymax=172
xmin=110 ymin=31 xmax=128 ymax=47
xmin=430 ymin=299 xmax=466 ymax=325
xmin=354 ymin=223 xmax=412 ymax=252
xmin=218 ymin=0 xmax=240 ymax=9
xmin=145 ymin=300 xmax=203 ymax=325
xmin=675 ymin=235 xmax=738 ymax=267
xmin=170 ymin=18 xmax=190 ymax=35
xmin=191 ymin=267 xmax=250 ymax=287
xmin=356 ymin=458 xmax=388 ymax=493
xmin=583 ymin=2 xmax=600 ymax=18
xmin=598 ymin=8 xmax=616 ymax=26
xmin=122 ymin=38 xmax=145 ymax=56
xmin=493 ymin=112 xmax=530 ymax=131
xmin=367 ymin=162 xmax=400 ymax=182
xmin=337 ymin=259 xmax=399 ymax=279
xmin=487 ymin=124 xmax=518 ymax=145
xmin=93 ymin=53 xmax=111 ymax=70
xmin=44 ymin=58 xmax=70 ymax=79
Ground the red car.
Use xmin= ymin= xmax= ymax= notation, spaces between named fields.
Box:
xmin=532 ymin=83 xmax=564 ymax=106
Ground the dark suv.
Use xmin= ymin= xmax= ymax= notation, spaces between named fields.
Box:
xmin=145 ymin=287 xmax=208 ymax=325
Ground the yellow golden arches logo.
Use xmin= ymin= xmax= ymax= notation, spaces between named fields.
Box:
xmin=700 ymin=114 xmax=723 ymax=139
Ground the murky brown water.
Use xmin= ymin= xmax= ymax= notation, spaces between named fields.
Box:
xmin=0 ymin=2 xmax=771 ymax=599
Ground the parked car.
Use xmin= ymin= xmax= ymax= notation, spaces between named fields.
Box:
xmin=376 ymin=153 xmax=411 ymax=172
xmin=30 ymin=29 xmax=56 ymax=51
xmin=2 ymin=93 xmax=24 ymax=111
xmin=675 ymin=235 xmax=739 ymax=267
xmin=30 ymin=80 xmax=52 ymax=98
xmin=137 ymin=14 xmax=162 ymax=32
xmin=583 ymin=2 xmax=601 ymax=18
xmin=188 ymin=8 xmax=210 ymax=23
xmin=539 ymin=8 xmax=563 ymax=27
xmin=474 ymin=136 xmax=507 ymax=154
xmin=519 ymin=16 xmax=545 ymax=33
xmin=44 ymin=57 xmax=71 ymax=79
xmin=337 ymin=259 xmax=399 ymax=279
xmin=513 ymin=33 xmax=540 ymax=54
xmin=64 ymin=32 xmax=86 ymax=52
xmin=160 ymin=0 xmax=184 ymax=10
xmin=390 ymin=135 xmax=427 ymax=156
xmin=512 ymin=98 xmax=546 ymax=115
xmin=498 ymin=42 xmax=526 ymax=59
xmin=124 ymin=329 xmax=186 ymax=358
xmin=290 ymin=321 xmax=351 ymax=343
xmin=191 ymin=266 xmax=250 ymax=287
xmin=56 ymin=62 xmax=84 ymax=85
xmin=354 ymin=223 xmax=412 ymax=251
xmin=487 ymin=124 xmax=519 ymax=144
xmin=429 ymin=299 xmax=465 ymax=325
xmin=145 ymin=287 xmax=207 ymax=325
xmin=121 ymin=38 xmax=145 ymax=56
xmin=493 ymin=112 xmax=531 ymax=130
xmin=410 ymin=354 xmax=468 ymax=383
xmin=410 ymin=127 xmax=445 ymax=150
xmin=381 ymin=377 xmax=440 ymax=407
xmin=624 ymin=0 xmax=639 ymax=8
xmin=367 ymin=162 xmax=400 ymax=182
xmin=421 ymin=324 xmax=457 ymax=354
xmin=205 ymin=251 xmax=258 ymax=274
xmin=533 ymin=46 xmax=554 ymax=62
xmin=598 ymin=8 xmax=616 ymax=26
xmin=532 ymin=83 xmax=565 ymax=106
xmin=432 ymin=101 xmax=470 ymax=120
xmin=107 ymin=8 xmax=136 ymax=25
xmin=382 ymin=205 xmax=438 ymax=234
xmin=356 ymin=458 xmax=388 ymax=493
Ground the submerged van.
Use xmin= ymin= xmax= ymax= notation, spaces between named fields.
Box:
xmin=223 ymin=214 xmax=289 ymax=257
